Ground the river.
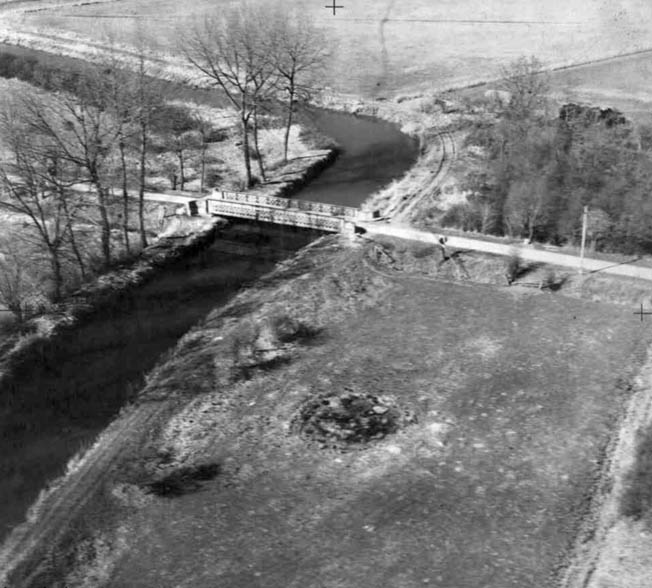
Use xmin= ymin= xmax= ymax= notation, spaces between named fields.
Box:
xmin=0 ymin=70 xmax=418 ymax=541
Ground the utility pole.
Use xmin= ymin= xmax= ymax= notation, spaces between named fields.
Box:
xmin=579 ymin=205 xmax=588 ymax=275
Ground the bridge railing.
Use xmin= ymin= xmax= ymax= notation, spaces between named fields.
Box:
xmin=212 ymin=190 xmax=360 ymax=220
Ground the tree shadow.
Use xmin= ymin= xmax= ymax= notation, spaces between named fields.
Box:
xmin=513 ymin=261 xmax=543 ymax=280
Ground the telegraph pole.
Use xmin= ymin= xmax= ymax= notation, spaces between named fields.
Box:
xmin=579 ymin=205 xmax=588 ymax=275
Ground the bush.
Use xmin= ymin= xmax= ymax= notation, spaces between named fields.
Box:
xmin=204 ymin=170 xmax=222 ymax=189
xmin=269 ymin=312 xmax=320 ymax=344
xmin=540 ymin=268 xmax=567 ymax=291
xmin=440 ymin=203 xmax=482 ymax=232
xmin=206 ymin=128 xmax=227 ymax=143
xmin=505 ymin=250 xmax=522 ymax=284
xmin=621 ymin=427 xmax=652 ymax=521
xmin=230 ymin=319 xmax=260 ymax=364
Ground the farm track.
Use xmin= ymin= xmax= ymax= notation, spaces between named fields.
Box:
xmin=386 ymin=130 xmax=456 ymax=222
xmin=559 ymin=352 xmax=652 ymax=588
xmin=0 ymin=400 xmax=172 ymax=587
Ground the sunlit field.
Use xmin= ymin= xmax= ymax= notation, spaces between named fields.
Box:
xmin=7 ymin=0 xmax=652 ymax=96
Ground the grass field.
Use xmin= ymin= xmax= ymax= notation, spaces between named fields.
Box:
xmin=81 ymin=241 xmax=650 ymax=588
xmin=8 ymin=0 xmax=652 ymax=97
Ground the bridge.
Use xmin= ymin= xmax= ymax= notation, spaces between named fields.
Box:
xmin=189 ymin=190 xmax=372 ymax=233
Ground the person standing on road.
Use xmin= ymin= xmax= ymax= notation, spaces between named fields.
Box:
xmin=438 ymin=235 xmax=449 ymax=261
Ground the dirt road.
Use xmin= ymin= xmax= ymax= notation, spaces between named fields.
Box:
xmin=359 ymin=221 xmax=652 ymax=282
xmin=384 ymin=130 xmax=457 ymax=222
xmin=0 ymin=401 xmax=172 ymax=587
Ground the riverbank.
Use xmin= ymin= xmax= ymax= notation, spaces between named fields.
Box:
xmin=0 ymin=131 xmax=339 ymax=533
xmin=311 ymin=89 xmax=468 ymax=223
xmin=0 ymin=215 xmax=222 ymax=375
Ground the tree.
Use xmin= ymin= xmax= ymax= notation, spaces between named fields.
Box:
xmin=503 ymin=176 xmax=548 ymax=241
xmin=585 ymin=208 xmax=612 ymax=250
xmin=103 ymin=58 xmax=138 ymax=254
xmin=152 ymin=104 xmax=199 ymax=191
xmin=181 ymin=3 xmax=277 ymax=187
xmin=132 ymin=43 xmax=164 ymax=248
xmin=192 ymin=111 xmax=213 ymax=193
xmin=269 ymin=8 xmax=329 ymax=163
xmin=18 ymin=69 xmax=121 ymax=267
xmin=0 ymin=106 xmax=83 ymax=300
xmin=0 ymin=243 xmax=36 ymax=324
xmin=498 ymin=56 xmax=550 ymax=123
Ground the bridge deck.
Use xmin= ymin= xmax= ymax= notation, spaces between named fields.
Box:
xmin=198 ymin=190 xmax=369 ymax=232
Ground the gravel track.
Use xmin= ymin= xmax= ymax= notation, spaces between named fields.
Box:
xmin=390 ymin=130 xmax=456 ymax=222
xmin=0 ymin=400 xmax=171 ymax=587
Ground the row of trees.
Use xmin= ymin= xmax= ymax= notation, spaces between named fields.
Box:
xmin=0 ymin=5 xmax=331 ymax=319
xmin=181 ymin=3 xmax=329 ymax=187
xmin=0 ymin=51 xmax=223 ymax=310
xmin=446 ymin=57 xmax=652 ymax=254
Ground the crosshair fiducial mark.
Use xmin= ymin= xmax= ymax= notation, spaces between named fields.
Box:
xmin=633 ymin=303 xmax=652 ymax=322
xmin=325 ymin=0 xmax=344 ymax=15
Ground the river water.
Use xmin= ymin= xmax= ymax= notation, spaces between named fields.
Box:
xmin=0 ymin=91 xmax=418 ymax=541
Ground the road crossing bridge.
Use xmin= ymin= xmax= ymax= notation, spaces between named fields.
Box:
xmin=190 ymin=190 xmax=372 ymax=233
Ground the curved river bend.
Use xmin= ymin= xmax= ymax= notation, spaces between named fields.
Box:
xmin=0 ymin=94 xmax=418 ymax=541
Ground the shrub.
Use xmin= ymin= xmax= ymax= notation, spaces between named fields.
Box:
xmin=269 ymin=312 xmax=320 ymax=344
xmin=204 ymin=170 xmax=222 ymax=189
xmin=206 ymin=128 xmax=227 ymax=143
xmin=230 ymin=319 xmax=260 ymax=364
xmin=540 ymin=269 xmax=556 ymax=289
xmin=505 ymin=250 xmax=522 ymax=284
xmin=440 ymin=203 xmax=482 ymax=232
xmin=540 ymin=268 xmax=567 ymax=291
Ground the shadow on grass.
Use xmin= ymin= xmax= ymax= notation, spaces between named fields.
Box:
xmin=545 ymin=273 xmax=569 ymax=292
xmin=513 ymin=261 xmax=544 ymax=280
xmin=621 ymin=426 xmax=652 ymax=522
xmin=144 ymin=463 xmax=221 ymax=498
xmin=588 ymin=256 xmax=643 ymax=274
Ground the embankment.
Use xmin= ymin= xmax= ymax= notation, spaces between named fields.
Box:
xmin=0 ymin=233 xmax=378 ymax=587
xmin=0 ymin=143 xmax=337 ymax=542
xmin=0 ymin=216 xmax=222 ymax=376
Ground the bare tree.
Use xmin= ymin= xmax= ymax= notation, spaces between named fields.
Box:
xmin=152 ymin=104 xmax=200 ymax=191
xmin=101 ymin=61 xmax=137 ymax=254
xmin=504 ymin=176 xmax=548 ymax=241
xmin=0 ymin=108 xmax=83 ymax=300
xmin=19 ymin=69 xmax=121 ymax=267
xmin=133 ymin=46 xmax=163 ymax=248
xmin=498 ymin=56 xmax=550 ymax=122
xmin=97 ymin=34 xmax=141 ymax=254
xmin=0 ymin=243 xmax=36 ymax=324
xmin=192 ymin=111 xmax=213 ymax=193
xmin=181 ymin=3 xmax=277 ymax=187
xmin=269 ymin=8 xmax=329 ymax=163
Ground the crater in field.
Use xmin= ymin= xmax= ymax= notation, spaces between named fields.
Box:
xmin=294 ymin=391 xmax=414 ymax=449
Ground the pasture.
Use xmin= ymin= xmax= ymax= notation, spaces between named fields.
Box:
xmin=10 ymin=0 xmax=652 ymax=97
xmin=97 ymin=244 xmax=650 ymax=588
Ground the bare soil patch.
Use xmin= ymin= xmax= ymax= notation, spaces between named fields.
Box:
xmin=293 ymin=391 xmax=415 ymax=449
